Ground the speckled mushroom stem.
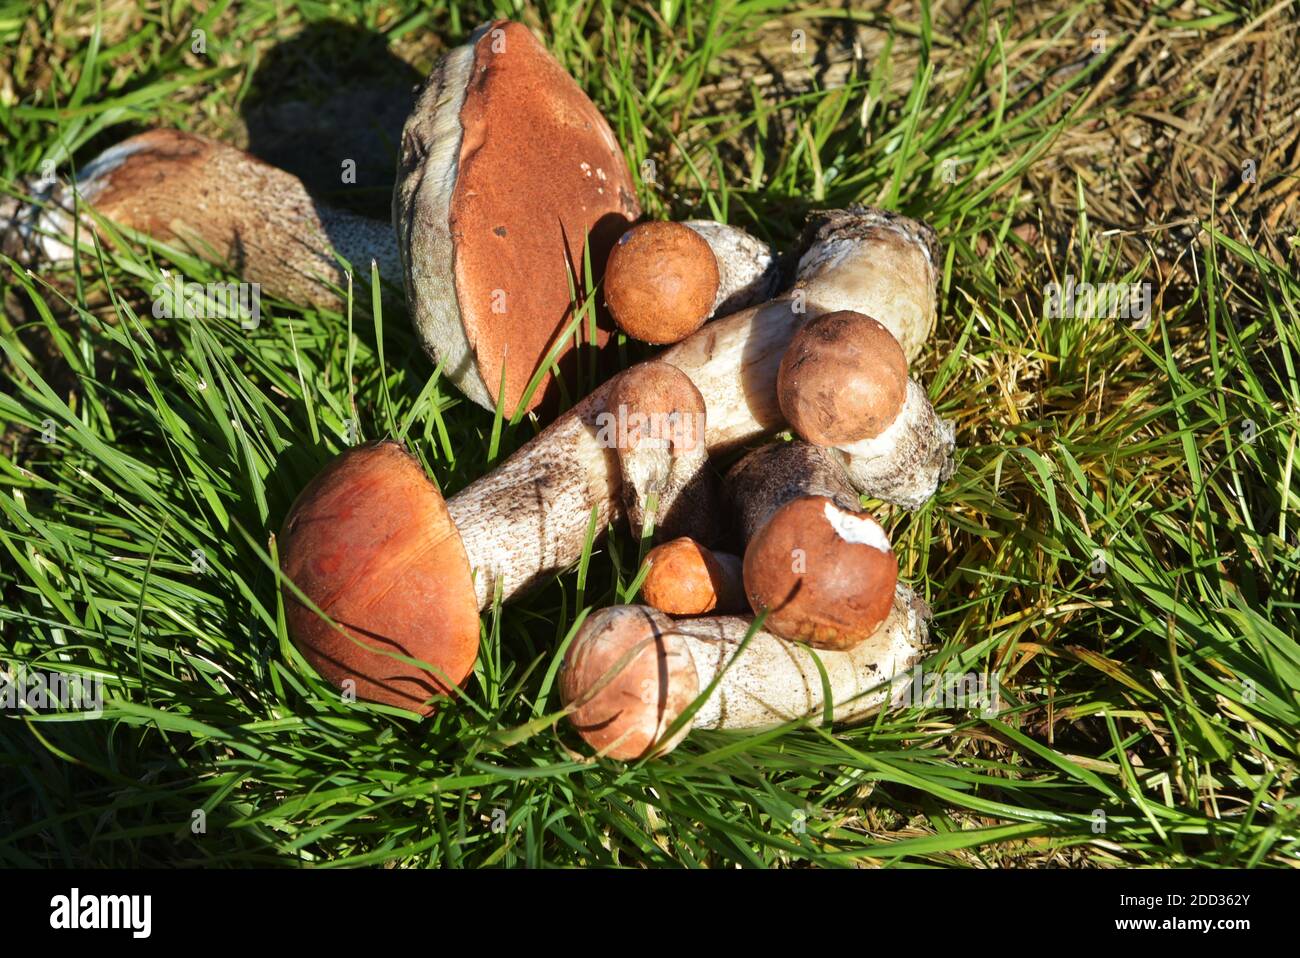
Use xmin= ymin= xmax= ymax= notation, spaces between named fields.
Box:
xmin=0 ymin=129 xmax=400 ymax=311
xmin=725 ymin=441 xmax=860 ymax=543
xmin=832 ymin=380 xmax=955 ymax=510
xmin=677 ymin=583 xmax=929 ymax=730
xmin=681 ymin=220 xmax=781 ymax=316
xmin=447 ymin=207 xmax=939 ymax=609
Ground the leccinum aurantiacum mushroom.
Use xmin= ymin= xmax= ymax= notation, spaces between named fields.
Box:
xmin=279 ymin=206 xmax=939 ymax=710
xmin=727 ymin=441 xmax=898 ymax=649
xmin=777 ymin=310 xmax=955 ymax=510
xmin=641 ymin=538 xmax=746 ymax=616
xmin=559 ymin=585 xmax=931 ymax=760
xmin=0 ymin=128 xmax=400 ymax=314
xmin=395 ymin=19 xmax=639 ymax=413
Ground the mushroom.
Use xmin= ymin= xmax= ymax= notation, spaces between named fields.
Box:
xmin=602 ymin=220 xmax=780 ymax=343
xmin=559 ymin=584 xmax=930 ymax=760
xmin=1 ymin=20 xmax=640 ymax=416
xmin=279 ymin=207 xmax=939 ymax=709
xmin=602 ymin=361 xmax=719 ymax=544
xmin=777 ymin=310 xmax=955 ymax=510
xmin=394 ymin=19 xmax=639 ymax=413
xmin=0 ymin=129 xmax=400 ymax=313
xmin=277 ymin=441 xmax=480 ymax=714
xmin=603 ymin=222 xmax=720 ymax=344
xmin=641 ymin=538 xmax=746 ymax=616
xmin=726 ymin=441 xmax=898 ymax=649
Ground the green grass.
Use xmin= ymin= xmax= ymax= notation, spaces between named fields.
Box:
xmin=2 ymin=0 xmax=1298 ymax=866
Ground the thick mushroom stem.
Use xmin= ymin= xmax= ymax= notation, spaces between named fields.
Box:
xmin=832 ymin=381 xmax=956 ymax=510
xmin=678 ymin=583 xmax=928 ymax=729
xmin=604 ymin=362 xmax=718 ymax=544
xmin=0 ymin=129 xmax=399 ymax=311
xmin=446 ymin=207 xmax=939 ymax=608
xmin=791 ymin=207 xmax=939 ymax=363
xmin=560 ymin=584 xmax=930 ymax=759
xmin=726 ymin=441 xmax=861 ymax=543
xmin=682 ymin=220 xmax=780 ymax=316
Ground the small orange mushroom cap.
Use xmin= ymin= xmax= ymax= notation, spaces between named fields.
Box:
xmin=604 ymin=222 xmax=721 ymax=344
xmin=642 ymin=538 xmax=743 ymax=616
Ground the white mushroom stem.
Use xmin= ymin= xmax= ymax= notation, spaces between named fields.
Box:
xmin=682 ymin=220 xmax=780 ymax=316
xmin=0 ymin=130 xmax=400 ymax=311
xmin=833 ymin=379 xmax=956 ymax=510
xmin=446 ymin=207 xmax=940 ymax=608
xmin=676 ymin=583 xmax=929 ymax=731
xmin=791 ymin=208 xmax=939 ymax=362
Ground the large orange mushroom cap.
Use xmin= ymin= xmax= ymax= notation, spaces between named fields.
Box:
xmin=396 ymin=20 xmax=640 ymax=415
xmin=278 ymin=441 xmax=480 ymax=714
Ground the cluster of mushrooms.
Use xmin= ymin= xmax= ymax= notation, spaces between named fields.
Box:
xmin=1 ymin=20 xmax=956 ymax=760
xmin=280 ymin=22 xmax=956 ymax=760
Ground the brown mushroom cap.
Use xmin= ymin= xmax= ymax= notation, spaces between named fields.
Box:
xmin=778 ymin=310 xmax=909 ymax=445
xmin=742 ymin=495 xmax=898 ymax=649
xmin=642 ymin=538 xmax=742 ymax=616
xmin=396 ymin=20 xmax=640 ymax=415
xmin=559 ymin=606 xmax=699 ymax=759
xmin=604 ymin=360 xmax=707 ymax=456
xmin=604 ymin=361 xmax=719 ymax=543
xmin=604 ymin=221 xmax=721 ymax=344
xmin=278 ymin=441 xmax=480 ymax=714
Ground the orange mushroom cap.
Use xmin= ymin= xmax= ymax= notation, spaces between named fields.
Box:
xmin=743 ymin=496 xmax=898 ymax=650
xmin=643 ymin=538 xmax=742 ymax=616
xmin=559 ymin=606 xmax=699 ymax=760
xmin=604 ymin=221 xmax=721 ymax=344
xmin=278 ymin=441 xmax=480 ymax=714
xmin=778 ymin=310 xmax=909 ymax=445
